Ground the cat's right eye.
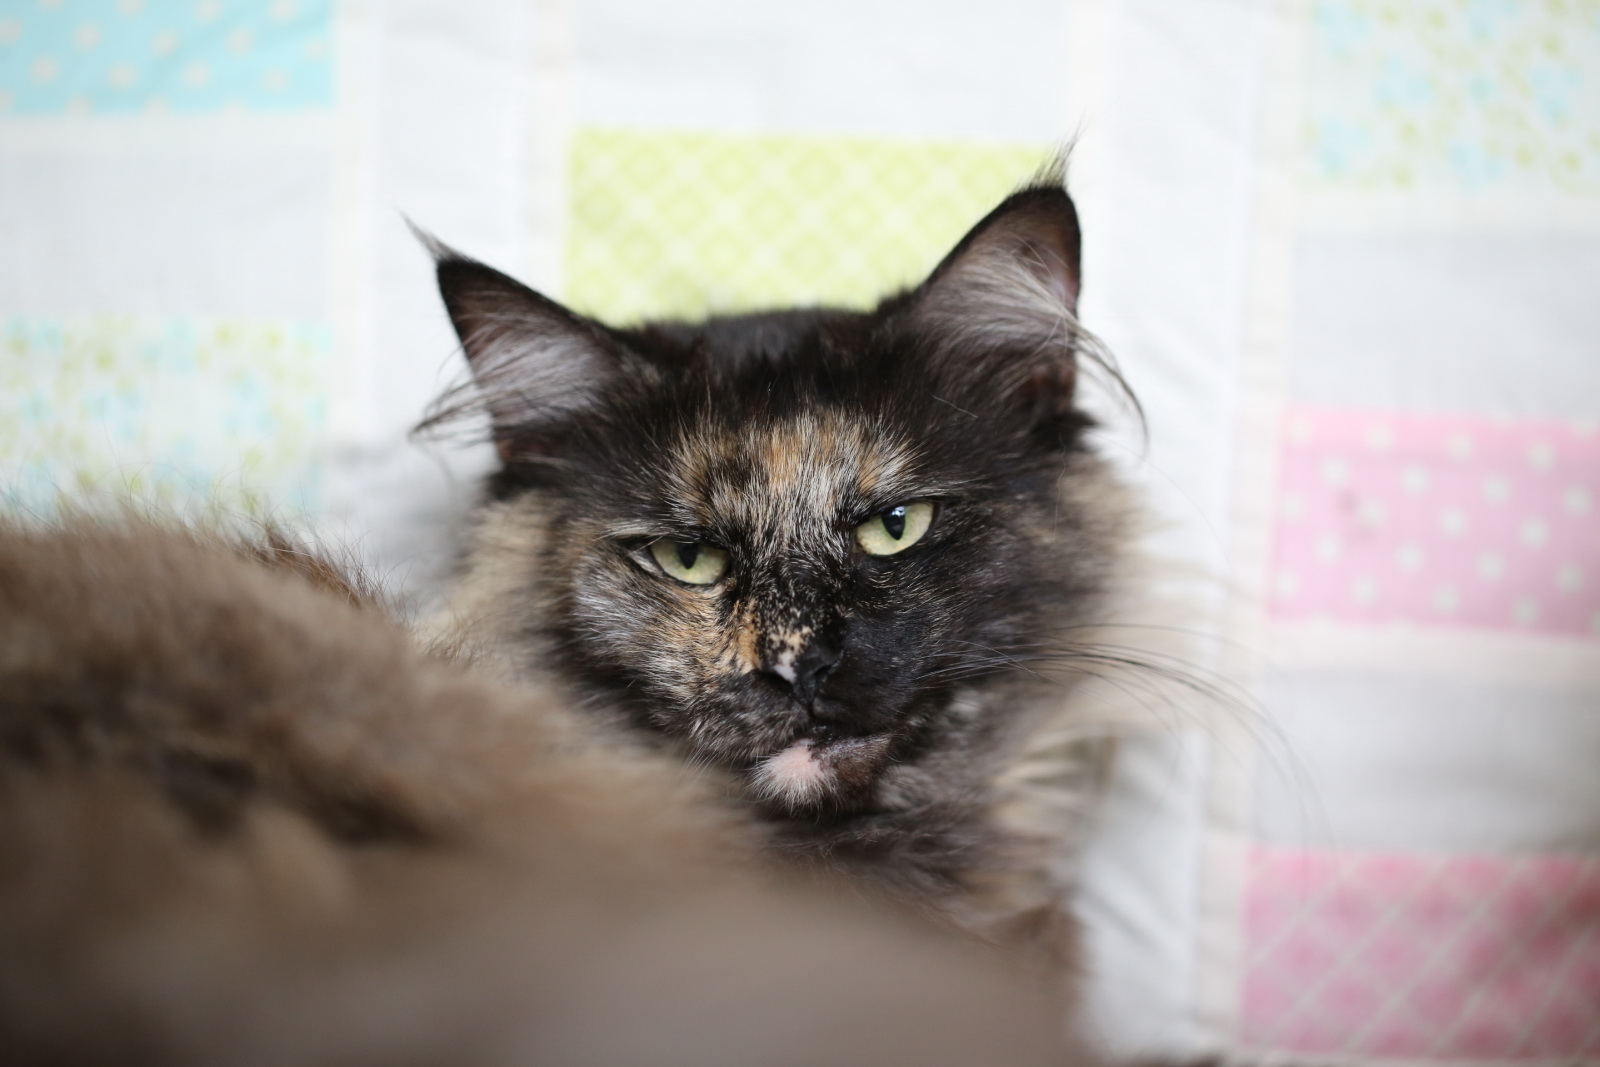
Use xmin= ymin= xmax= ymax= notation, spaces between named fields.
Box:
xmin=648 ymin=539 xmax=729 ymax=586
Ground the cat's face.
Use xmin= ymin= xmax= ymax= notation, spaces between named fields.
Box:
xmin=428 ymin=185 xmax=1122 ymax=816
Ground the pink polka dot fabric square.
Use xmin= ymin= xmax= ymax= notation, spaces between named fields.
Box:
xmin=1269 ymin=408 xmax=1600 ymax=637
xmin=1240 ymin=847 xmax=1600 ymax=1060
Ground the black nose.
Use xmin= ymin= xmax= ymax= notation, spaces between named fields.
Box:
xmin=775 ymin=636 xmax=840 ymax=707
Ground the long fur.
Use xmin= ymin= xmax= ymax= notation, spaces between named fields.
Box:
xmin=0 ymin=519 xmax=1075 ymax=1065
xmin=423 ymin=178 xmax=1177 ymax=954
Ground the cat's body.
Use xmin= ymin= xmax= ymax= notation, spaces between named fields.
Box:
xmin=0 ymin=520 xmax=1070 ymax=1065
xmin=427 ymin=178 xmax=1141 ymax=947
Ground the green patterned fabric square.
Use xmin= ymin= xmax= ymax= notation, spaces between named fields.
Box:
xmin=567 ymin=129 xmax=1049 ymax=323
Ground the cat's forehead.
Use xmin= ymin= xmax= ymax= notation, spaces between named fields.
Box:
xmin=665 ymin=408 xmax=920 ymax=537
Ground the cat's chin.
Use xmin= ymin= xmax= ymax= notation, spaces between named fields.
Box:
xmin=749 ymin=732 xmax=893 ymax=812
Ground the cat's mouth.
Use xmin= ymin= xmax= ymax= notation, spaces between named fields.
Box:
xmin=748 ymin=725 xmax=895 ymax=811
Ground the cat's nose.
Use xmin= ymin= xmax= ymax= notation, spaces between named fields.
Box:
xmin=768 ymin=635 xmax=841 ymax=707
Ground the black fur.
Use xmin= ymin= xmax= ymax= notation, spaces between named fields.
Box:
xmin=426 ymin=181 xmax=1130 ymax=916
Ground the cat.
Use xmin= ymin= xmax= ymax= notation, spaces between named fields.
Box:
xmin=0 ymin=518 xmax=1074 ymax=1065
xmin=423 ymin=172 xmax=1145 ymax=952
xmin=0 ymin=173 xmax=1156 ymax=1063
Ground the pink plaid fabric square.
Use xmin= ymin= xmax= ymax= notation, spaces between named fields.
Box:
xmin=1241 ymin=847 xmax=1600 ymax=1059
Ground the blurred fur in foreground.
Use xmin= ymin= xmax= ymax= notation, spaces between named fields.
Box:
xmin=0 ymin=520 xmax=1075 ymax=1066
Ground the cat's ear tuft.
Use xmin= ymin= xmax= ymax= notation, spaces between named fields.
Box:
xmin=904 ymin=183 xmax=1084 ymax=418
xmin=413 ymin=225 xmax=628 ymax=461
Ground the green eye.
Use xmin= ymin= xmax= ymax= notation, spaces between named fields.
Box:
xmin=855 ymin=501 xmax=934 ymax=556
xmin=649 ymin=540 xmax=729 ymax=585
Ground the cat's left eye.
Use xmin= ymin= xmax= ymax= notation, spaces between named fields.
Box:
xmin=855 ymin=501 xmax=935 ymax=556
xmin=648 ymin=540 xmax=729 ymax=585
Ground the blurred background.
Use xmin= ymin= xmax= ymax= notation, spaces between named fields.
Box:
xmin=2 ymin=1 xmax=1597 ymax=1062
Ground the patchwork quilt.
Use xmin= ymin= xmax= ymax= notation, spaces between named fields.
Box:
xmin=2 ymin=1 xmax=1595 ymax=1062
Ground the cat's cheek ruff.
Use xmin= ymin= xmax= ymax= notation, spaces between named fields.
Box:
xmin=566 ymin=564 xmax=723 ymax=713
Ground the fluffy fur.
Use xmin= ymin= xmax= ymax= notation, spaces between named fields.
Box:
xmin=426 ymin=178 xmax=1145 ymax=947
xmin=0 ymin=519 xmax=1075 ymax=1065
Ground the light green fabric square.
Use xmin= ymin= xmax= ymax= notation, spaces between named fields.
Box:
xmin=567 ymin=129 xmax=1050 ymax=323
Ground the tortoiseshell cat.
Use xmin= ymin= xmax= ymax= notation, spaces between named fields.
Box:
xmin=0 ymin=174 xmax=1147 ymax=1063
xmin=428 ymin=175 xmax=1138 ymax=947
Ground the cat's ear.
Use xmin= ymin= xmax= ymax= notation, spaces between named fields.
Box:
xmin=416 ymin=228 xmax=630 ymax=461
xmin=903 ymin=183 xmax=1084 ymax=418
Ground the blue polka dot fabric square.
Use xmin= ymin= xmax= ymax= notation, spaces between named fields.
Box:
xmin=0 ymin=0 xmax=335 ymax=115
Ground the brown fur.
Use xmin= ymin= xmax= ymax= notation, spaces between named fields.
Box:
xmin=0 ymin=519 xmax=1078 ymax=1065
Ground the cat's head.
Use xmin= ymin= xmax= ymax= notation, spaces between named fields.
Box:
xmin=424 ymin=182 xmax=1127 ymax=817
